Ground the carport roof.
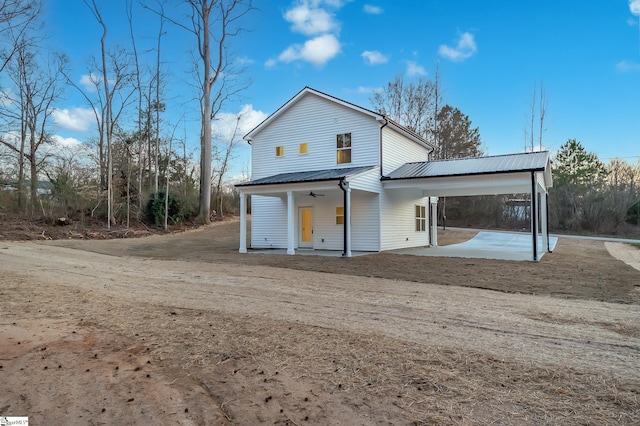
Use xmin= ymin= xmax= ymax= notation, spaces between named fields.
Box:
xmin=382 ymin=151 xmax=550 ymax=180
xmin=235 ymin=165 xmax=376 ymax=187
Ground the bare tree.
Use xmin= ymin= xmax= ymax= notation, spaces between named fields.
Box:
xmin=0 ymin=0 xmax=40 ymax=73
xmin=538 ymin=81 xmax=547 ymax=151
xmin=126 ymin=0 xmax=145 ymax=219
xmin=0 ymin=23 xmax=66 ymax=216
xmin=83 ymin=0 xmax=114 ymax=226
xmin=77 ymin=1 xmax=136 ymax=227
xmin=370 ymin=74 xmax=440 ymax=141
xmin=212 ymin=114 xmax=241 ymax=217
xmin=154 ymin=0 xmax=252 ymax=223
xmin=524 ymin=80 xmax=547 ymax=152
xmin=527 ymin=82 xmax=536 ymax=151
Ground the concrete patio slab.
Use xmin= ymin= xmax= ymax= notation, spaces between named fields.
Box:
xmin=392 ymin=231 xmax=558 ymax=261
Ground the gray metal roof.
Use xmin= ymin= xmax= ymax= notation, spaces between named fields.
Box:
xmin=383 ymin=151 xmax=550 ymax=180
xmin=235 ymin=165 xmax=376 ymax=187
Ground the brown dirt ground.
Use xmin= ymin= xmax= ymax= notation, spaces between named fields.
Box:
xmin=1 ymin=217 xmax=639 ymax=425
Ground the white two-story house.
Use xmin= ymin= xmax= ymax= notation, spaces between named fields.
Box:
xmin=236 ymin=87 xmax=553 ymax=260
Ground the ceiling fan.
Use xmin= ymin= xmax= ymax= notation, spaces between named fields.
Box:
xmin=307 ymin=191 xmax=325 ymax=198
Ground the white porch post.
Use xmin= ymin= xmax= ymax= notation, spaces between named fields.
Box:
xmin=540 ymin=187 xmax=549 ymax=252
xmin=239 ymin=192 xmax=247 ymax=253
xmin=430 ymin=197 xmax=438 ymax=247
xmin=287 ymin=191 xmax=295 ymax=255
xmin=530 ymin=172 xmax=538 ymax=261
xmin=345 ymin=184 xmax=352 ymax=257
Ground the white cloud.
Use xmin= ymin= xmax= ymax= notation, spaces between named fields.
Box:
xmin=627 ymin=17 xmax=638 ymax=26
xmin=52 ymin=107 xmax=96 ymax=132
xmin=79 ymin=73 xmax=102 ymax=92
xmin=284 ymin=1 xmax=339 ymax=36
xmin=438 ymin=32 xmax=477 ymax=62
xmin=51 ymin=135 xmax=83 ymax=148
xmin=363 ymin=4 xmax=383 ymax=14
xmin=361 ymin=50 xmax=388 ymax=65
xmin=406 ymin=60 xmax=426 ymax=76
xmin=272 ymin=1 xmax=346 ymax=67
xmin=616 ymin=60 xmax=640 ymax=72
xmin=213 ymin=104 xmax=268 ymax=141
xmin=356 ymin=86 xmax=380 ymax=94
xmin=0 ymin=88 xmax=16 ymax=106
xmin=630 ymin=0 xmax=640 ymax=16
xmin=276 ymin=34 xmax=341 ymax=67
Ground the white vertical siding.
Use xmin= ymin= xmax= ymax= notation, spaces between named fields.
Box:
xmin=251 ymin=93 xmax=380 ymax=180
xmin=379 ymin=189 xmax=430 ymax=251
xmin=381 ymin=127 xmax=431 ymax=176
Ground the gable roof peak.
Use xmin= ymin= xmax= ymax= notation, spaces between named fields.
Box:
xmin=243 ymin=87 xmax=431 ymax=150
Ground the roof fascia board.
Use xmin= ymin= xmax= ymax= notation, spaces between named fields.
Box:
xmin=237 ymin=180 xmax=340 ymax=195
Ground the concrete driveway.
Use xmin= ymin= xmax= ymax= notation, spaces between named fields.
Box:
xmin=394 ymin=231 xmax=559 ymax=261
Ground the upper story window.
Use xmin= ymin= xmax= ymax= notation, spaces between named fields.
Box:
xmin=336 ymin=133 xmax=351 ymax=164
xmin=299 ymin=143 xmax=308 ymax=155
xmin=276 ymin=146 xmax=284 ymax=157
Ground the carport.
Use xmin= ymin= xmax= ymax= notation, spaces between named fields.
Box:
xmin=381 ymin=151 xmax=553 ymax=261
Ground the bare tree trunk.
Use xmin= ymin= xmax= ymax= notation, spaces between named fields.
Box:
xmin=154 ymin=13 xmax=164 ymax=194
xmin=538 ymin=80 xmax=546 ymax=151
xmin=199 ymin=1 xmax=213 ymax=223
xmin=18 ymin=97 xmax=26 ymax=210
xmin=529 ymin=82 xmax=536 ymax=152
xmin=85 ymin=0 xmax=114 ymax=228
xmin=152 ymin=0 xmax=251 ymax=223
xmin=127 ymin=0 xmax=144 ymax=217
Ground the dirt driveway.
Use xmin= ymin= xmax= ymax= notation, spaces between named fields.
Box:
xmin=1 ymin=219 xmax=639 ymax=425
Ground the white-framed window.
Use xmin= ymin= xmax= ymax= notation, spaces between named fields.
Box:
xmin=299 ymin=142 xmax=308 ymax=155
xmin=336 ymin=206 xmax=344 ymax=225
xmin=276 ymin=146 xmax=284 ymax=157
xmin=336 ymin=133 xmax=351 ymax=164
xmin=415 ymin=205 xmax=426 ymax=232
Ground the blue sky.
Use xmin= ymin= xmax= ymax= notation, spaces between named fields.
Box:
xmin=41 ymin=0 xmax=640 ymax=178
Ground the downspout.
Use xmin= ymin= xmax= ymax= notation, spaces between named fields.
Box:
xmin=531 ymin=171 xmax=538 ymax=261
xmin=338 ymin=177 xmax=348 ymax=256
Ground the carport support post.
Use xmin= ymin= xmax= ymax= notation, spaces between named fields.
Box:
xmin=430 ymin=197 xmax=438 ymax=247
xmin=239 ymin=192 xmax=247 ymax=253
xmin=287 ymin=191 xmax=295 ymax=255
xmin=530 ymin=172 xmax=538 ymax=261
xmin=540 ymin=188 xmax=549 ymax=252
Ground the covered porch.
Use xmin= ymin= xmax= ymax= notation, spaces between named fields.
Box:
xmin=236 ymin=166 xmax=379 ymax=257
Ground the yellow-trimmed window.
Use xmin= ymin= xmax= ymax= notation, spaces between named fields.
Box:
xmin=299 ymin=143 xmax=308 ymax=154
xmin=336 ymin=206 xmax=344 ymax=225
xmin=336 ymin=133 xmax=351 ymax=164
xmin=276 ymin=146 xmax=284 ymax=157
xmin=415 ymin=205 xmax=426 ymax=232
